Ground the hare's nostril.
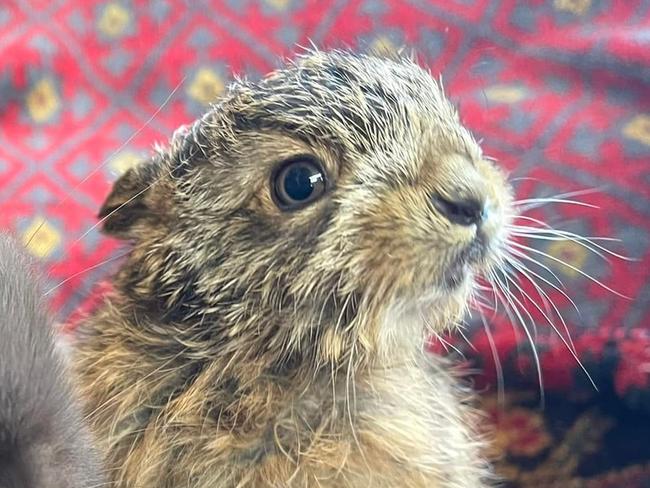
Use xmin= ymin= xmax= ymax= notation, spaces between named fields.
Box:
xmin=432 ymin=194 xmax=486 ymax=227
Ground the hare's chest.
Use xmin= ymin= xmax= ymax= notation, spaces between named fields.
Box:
xmin=232 ymin=368 xmax=473 ymax=487
xmin=85 ymin=348 xmax=484 ymax=487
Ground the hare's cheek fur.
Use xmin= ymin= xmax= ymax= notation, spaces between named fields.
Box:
xmin=327 ymin=153 xmax=512 ymax=338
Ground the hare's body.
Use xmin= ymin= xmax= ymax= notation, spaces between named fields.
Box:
xmin=75 ymin=50 xmax=510 ymax=486
xmin=78 ymin=305 xmax=484 ymax=487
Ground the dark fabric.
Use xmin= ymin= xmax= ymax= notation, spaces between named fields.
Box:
xmin=478 ymin=390 xmax=650 ymax=487
xmin=0 ymin=1 xmax=649 ymax=485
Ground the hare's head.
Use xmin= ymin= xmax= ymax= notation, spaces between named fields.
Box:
xmin=100 ymin=50 xmax=513 ymax=366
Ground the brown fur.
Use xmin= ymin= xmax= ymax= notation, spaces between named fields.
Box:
xmin=73 ymin=50 xmax=513 ymax=487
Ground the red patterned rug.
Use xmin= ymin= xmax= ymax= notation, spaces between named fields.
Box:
xmin=1 ymin=1 xmax=649 ymax=485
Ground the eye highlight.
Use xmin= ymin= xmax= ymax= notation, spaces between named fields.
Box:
xmin=272 ymin=156 xmax=327 ymax=211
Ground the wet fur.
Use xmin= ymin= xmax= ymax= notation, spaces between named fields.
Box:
xmin=73 ymin=50 xmax=512 ymax=486
xmin=0 ymin=235 xmax=104 ymax=488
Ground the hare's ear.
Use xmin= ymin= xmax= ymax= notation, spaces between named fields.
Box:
xmin=98 ymin=161 xmax=164 ymax=239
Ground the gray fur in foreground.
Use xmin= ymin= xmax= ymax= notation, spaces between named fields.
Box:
xmin=0 ymin=234 xmax=104 ymax=488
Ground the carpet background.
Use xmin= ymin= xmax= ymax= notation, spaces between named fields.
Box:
xmin=0 ymin=0 xmax=649 ymax=485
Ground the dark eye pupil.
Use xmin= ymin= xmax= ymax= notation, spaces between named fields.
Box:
xmin=273 ymin=157 xmax=327 ymax=211
xmin=284 ymin=165 xmax=316 ymax=201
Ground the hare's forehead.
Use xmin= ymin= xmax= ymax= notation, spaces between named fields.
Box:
xmin=215 ymin=56 xmax=466 ymax=170
xmin=230 ymin=72 xmax=453 ymax=145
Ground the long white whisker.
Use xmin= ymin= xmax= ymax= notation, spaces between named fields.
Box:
xmin=509 ymin=176 xmax=541 ymax=184
xmin=512 ymin=187 xmax=605 ymax=209
xmin=509 ymin=225 xmax=632 ymax=262
xmin=510 ymin=229 xmax=619 ymax=245
xmin=514 ymin=198 xmax=599 ymax=212
xmin=515 ymin=187 xmax=605 ymax=201
xmin=505 ymin=261 xmax=555 ymax=337
xmin=511 ymin=219 xmax=621 ymax=243
xmin=432 ymin=331 xmax=466 ymax=358
xmin=469 ymin=283 xmax=496 ymax=314
xmin=512 ymin=214 xmax=559 ymax=230
xmin=506 ymin=245 xmax=569 ymax=293
xmin=457 ymin=326 xmax=478 ymax=353
xmin=501 ymin=264 xmax=538 ymax=340
xmin=506 ymin=255 xmax=578 ymax=351
xmin=509 ymin=240 xmax=630 ymax=299
xmin=509 ymin=252 xmax=582 ymax=321
xmin=502 ymin=268 xmax=597 ymax=390
xmin=489 ymin=269 xmax=545 ymax=406
xmin=44 ymin=250 xmax=130 ymax=297
xmin=479 ymin=311 xmax=504 ymax=406
xmin=485 ymin=269 xmax=521 ymax=347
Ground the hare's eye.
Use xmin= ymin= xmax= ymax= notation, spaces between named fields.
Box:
xmin=272 ymin=156 xmax=327 ymax=211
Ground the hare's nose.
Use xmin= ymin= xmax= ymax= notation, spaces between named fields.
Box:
xmin=432 ymin=194 xmax=487 ymax=227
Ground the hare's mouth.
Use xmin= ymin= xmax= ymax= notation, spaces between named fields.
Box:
xmin=442 ymin=263 xmax=470 ymax=289
xmin=442 ymin=233 xmax=490 ymax=289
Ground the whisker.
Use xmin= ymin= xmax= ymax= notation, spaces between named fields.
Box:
xmin=506 ymin=251 xmax=580 ymax=314
xmin=502 ymin=268 xmax=597 ymax=390
xmin=505 ymin=260 xmax=555 ymax=336
xmin=506 ymin=243 xmax=568 ymax=292
xmin=469 ymin=293 xmax=496 ymax=316
xmin=43 ymin=250 xmax=130 ymax=297
xmin=514 ymin=197 xmax=599 ymax=212
xmin=506 ymin=254 xmax=578 ymax=351
xmin=468 ymin=282 xmax=495 ymax=313
xmin=508 ymin=176 xmax=542 ymax=184
xmin=485 ymin=269 xmax=521 ymax=347
xmin=510 ymin=228 xmax=619 ymax=244
xmin=512 ymin=214 xmax=561 ymax=231
xmin=483 ymin=276 xmax=501 ymax=317
xmin=489 ymin=269 xmax=545 ymax=407
xmin=479 ymin=312 xmax=505 ymax=407
xmin=501 ymin=263 xmax=538 ymax=340
xmin=509 ymin=227 xmax=633 ymax=262
xmin=512 ymin=229 xmax=620 ymax=267
xmin=511 ymin=218 xmax=621 ymax=243
xmin=431 ymin=331 xmax=451 ymax=353
xmin=512 ymin=187 xmax=604 ymax=206
xmin=508 ymin=240 xmax=630 ymax=299
xmin=437 ymin=329 xmax=468 ymax=358
xmin=457 ymin=326 xmax=478 ymax=353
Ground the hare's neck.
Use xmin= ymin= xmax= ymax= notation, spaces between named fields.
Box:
xmin=75 ymin=295 xmax=441 ymax=475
